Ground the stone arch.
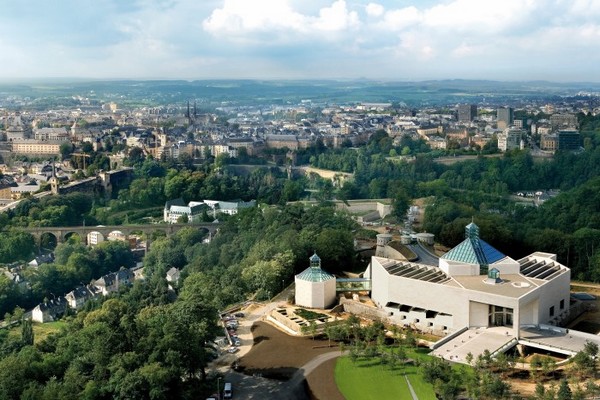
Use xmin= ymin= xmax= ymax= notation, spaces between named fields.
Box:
xmin=107 ymin=230 xmax=127 ymax=242
xmin=86 ymin=231 xmax=106 ymax=246
xmin=64 ymin=231 xmax=83 ymax=244
xmin=39 ymin=232 xmax=58 ymax=250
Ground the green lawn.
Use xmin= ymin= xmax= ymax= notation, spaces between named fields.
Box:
xmin=8 ymin=321 xmax=68 ymax=344
xmin=335 ymin=348 xmax=437 ymax=400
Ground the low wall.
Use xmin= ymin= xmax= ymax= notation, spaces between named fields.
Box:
xmin=340 ymin=297 xmax=389 ymax=322
xmin=270 ymin=308 xmax=303 ymax=333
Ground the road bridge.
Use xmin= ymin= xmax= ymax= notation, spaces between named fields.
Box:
xmin=16 ymin=223 xmax=220 ymax=246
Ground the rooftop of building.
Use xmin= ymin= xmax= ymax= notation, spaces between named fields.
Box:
xmin=296 ymin=266 xmax=335 ymax=283
xmin=441 ymin=222 xmax=507 ymax=266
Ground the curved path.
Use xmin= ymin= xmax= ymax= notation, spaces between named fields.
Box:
xmin=222 ymin=350 xmax=347 ymax=399
xmin=288 ymin=350 xmax=348 ymax=388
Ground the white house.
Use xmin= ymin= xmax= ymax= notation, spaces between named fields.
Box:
xmin=164 ymin=198 xmax=256 ymax=223
xmin=32 ymin=297 xmax=68 ymax=323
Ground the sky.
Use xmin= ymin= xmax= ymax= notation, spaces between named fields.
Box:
xmin=0 ymin=0 xmax=599 ymax=82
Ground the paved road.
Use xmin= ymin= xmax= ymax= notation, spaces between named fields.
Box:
xmin=407 ymin=243 xmax=439 ymax=266
xmin=0 ymin=191 xmax=51 ymax=213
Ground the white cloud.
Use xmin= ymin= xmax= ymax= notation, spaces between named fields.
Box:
xmin=203 ymin=0 xmax=306 ymax=35
xmin=422 ymin=0 xmax=537 ymax=33
xmin=365 ymin=3 xmax=384 ymax=17
xmin=380 ymin=6 xmax=421 ymax=31
xmin=312 ymin=0 xmax=359 ymax=31
xmin=203 ymin=0 xmax=358 ymax=38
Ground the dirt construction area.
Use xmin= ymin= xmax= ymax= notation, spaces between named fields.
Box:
xmin=235 ymin=321 xmax=345 ymax=400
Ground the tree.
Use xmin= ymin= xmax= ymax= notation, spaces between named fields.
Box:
xmin=127 ymin=147 xmax=145 ymax=165
xmin=392 ymin=191 xmax=410 ymax=220
xmin=465 ymin=352 xmax=473 ymax=366
xmin=534 ymin=382 xmax=546 ymax=400
xmin=60 ymin=142 xmax=74 ymax=160
xmin=530 ymin=354 xmax=542 ymax=380
xmin=558 ymin=379 xmax=573 ymax=400
xmin=21 ymin=319 xmax=33 ymax=346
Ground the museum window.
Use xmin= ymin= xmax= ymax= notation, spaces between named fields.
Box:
xmin=560 ymin=299 xmax=565 ymax=310
xmin=549 ymin=306 xmax=555 ymax=317
xmin=428 ymin=322 xmax=433 ymax=327
xmin=415 ymin=319 xmax=420 ymax=323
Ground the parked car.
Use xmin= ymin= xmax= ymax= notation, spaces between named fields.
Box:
xmin=227 ymin=347 xmax=239 ymax=354
xmin=233 ymin=339 xmax=241 ymax=346
xmin=234 ymin=312 xmax=245 ymax=318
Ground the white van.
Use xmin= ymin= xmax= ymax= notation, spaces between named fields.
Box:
xmin=223 ymin=382 xmax=232 ymax=399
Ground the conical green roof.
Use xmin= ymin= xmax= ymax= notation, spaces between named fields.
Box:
xmin=296 ymin=266 xmax=335 ymax=283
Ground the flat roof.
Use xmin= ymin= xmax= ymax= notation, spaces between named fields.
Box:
xmin=447 ymin=274 xmax=540 ymax=298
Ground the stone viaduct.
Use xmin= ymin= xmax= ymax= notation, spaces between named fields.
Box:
xmin=18 ymin=223 xmax=220 ymax=247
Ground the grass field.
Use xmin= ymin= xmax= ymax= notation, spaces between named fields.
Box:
xmin=335 ymin=348 xmax=437 ymax=400
xmin=8 ymin=321 xmax=68 ymax=344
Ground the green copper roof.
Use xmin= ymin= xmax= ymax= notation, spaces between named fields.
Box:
xmin=442 ymin=222 xmax=506 ymax=266
xmin=296 ymin=266 xmax=335 ymax=283
xmin=442 ymin=238 xmax=506 ymax=265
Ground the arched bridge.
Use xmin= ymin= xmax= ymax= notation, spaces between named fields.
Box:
xmin=18 ymin=223 xmax=220 ymax=246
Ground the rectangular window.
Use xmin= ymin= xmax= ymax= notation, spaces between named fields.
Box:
xmin=549 ymin=306 xmax=555 ymax=317
xmin=560 ymin=299 xmax=565 ymax=310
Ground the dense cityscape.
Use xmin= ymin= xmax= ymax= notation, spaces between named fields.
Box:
xmin=0 ymin=79 xmax=599 ymax=399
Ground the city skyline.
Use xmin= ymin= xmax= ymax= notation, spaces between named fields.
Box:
xmin=1 ymin=0 xmax=599 ymax=82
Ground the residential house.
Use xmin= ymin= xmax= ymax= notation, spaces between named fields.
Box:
xmin=65 ymin=285 xmax=99 ymax=310
xmin=28 ymin=253 xmax=55 ymax=268
xmin=32 ymin=297 xmax=68 ymax=323
xmin=165 ymin=267 xmax=181 ymax=284
xmin=93 ymin=268 xmax=133 ymax=296
xmin=166 ymin=266 xmax=181 ymax=291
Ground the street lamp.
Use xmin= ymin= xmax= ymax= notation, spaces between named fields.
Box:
xmin=217 ymin=377 xmax=221 ymax=400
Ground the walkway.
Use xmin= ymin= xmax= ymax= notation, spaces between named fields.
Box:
xmin=405 ymin=375 xmax=419 ymax=400
xmin=288 ymin=350 xmax=348 ymax=388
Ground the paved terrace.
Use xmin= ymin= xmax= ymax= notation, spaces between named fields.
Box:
xmin=519 ymin=324 xmax=600 ymax=356
xmin=432 ymin=327 xmax=514 ymax=363
xmin=432 ymin=324 xmax=600 ymax=364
